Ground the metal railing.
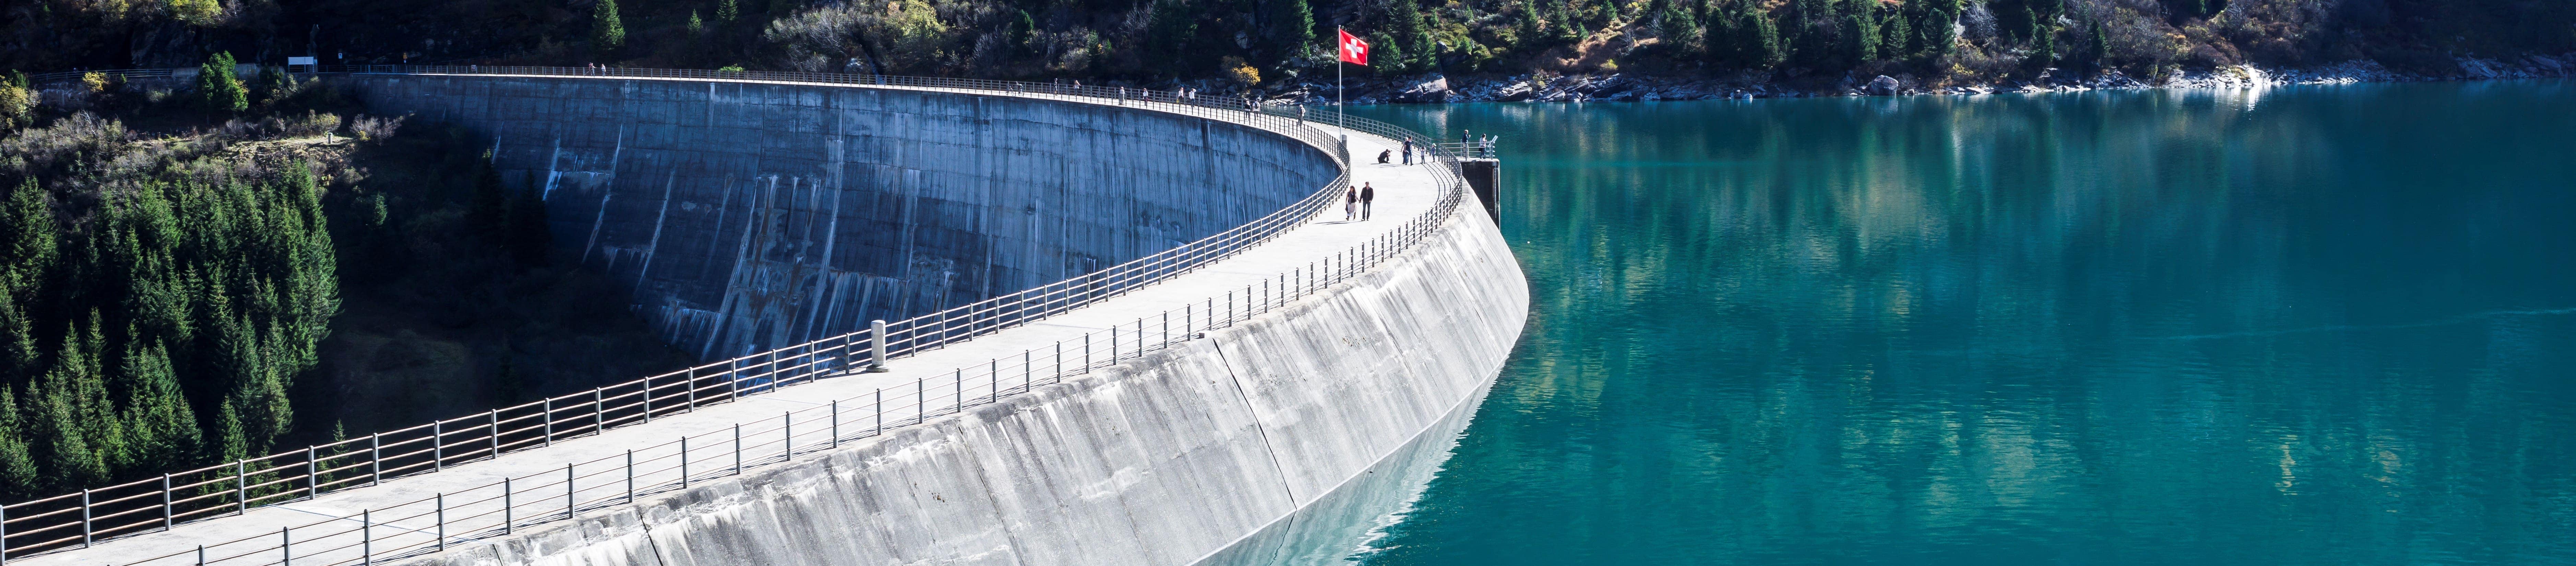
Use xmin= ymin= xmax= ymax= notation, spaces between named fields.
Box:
xmin=0 ymin=65 xmax=1470 ymax=565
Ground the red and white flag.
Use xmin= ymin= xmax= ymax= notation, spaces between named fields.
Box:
xmin=1338 ymin=29 xmax=1369 ymax=66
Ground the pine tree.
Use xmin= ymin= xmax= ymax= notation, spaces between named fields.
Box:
xmin=1517 ymin=0 xmax=1546 ymax=48
xmin=717 ymin=0 xmax=739 ymax=23
xmin=1390 ymin=0 xmax=1433 ymax=72
xmin=1915 ymin=0 xmax=1960 ymax=58
xmin=213 ymin=399 xmax=247 ymax=464
xmin=689 ymin=10 xmax=705 ymax=35
xmin=593 ymin=0 xmax=628 ymax=52
xmin=121 ymin=341 xmax=200 ymax=471
xmin=2087 ymin=20 xmax=2111 ymax=72
xmin=1262 ymin=0 xmax=1317 ymax=68
xmin=197 ymin=52 xmax=249 ymax=114
xmin=0 ymin=386 xmax=38 ymax=500
xmin=1848 ymin=2 xmax=1880 ymax=62
xmin=1884 ymin=5 xmax=1912 ymax=59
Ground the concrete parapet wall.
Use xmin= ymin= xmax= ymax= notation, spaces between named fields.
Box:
xmin=396 ymin=197 xmax=1528 ymax=566
xmin=341 ymin=75 xmax=1338 ymax=359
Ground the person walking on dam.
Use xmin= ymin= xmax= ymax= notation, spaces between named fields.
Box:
xmin=1402 ymin=139 xmax=1414 ymax=164
xmin=1361 ymin=182 xmax=1376 ymax=220
xmin=1345 ymin=185 xmax=1360 ymax=221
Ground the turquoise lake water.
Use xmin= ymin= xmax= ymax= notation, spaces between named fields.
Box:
xmin=1344 ymin=80 xmax=2576 ymax=565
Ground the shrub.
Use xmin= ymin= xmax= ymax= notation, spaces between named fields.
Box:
xmin=1222 ymin=56 xmax=1260 ymax=85
xmin=198 ymin=52 xmax=249 ymax=114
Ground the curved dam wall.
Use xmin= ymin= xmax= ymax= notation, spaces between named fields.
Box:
xmin=392 ymin=187 xmax=1529 ymax=566
xmin=342 ymin=75 xmax=1339 ymax=358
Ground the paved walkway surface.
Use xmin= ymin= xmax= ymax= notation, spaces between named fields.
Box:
xmin=23 ymin=78 xmax=1452 ymax=566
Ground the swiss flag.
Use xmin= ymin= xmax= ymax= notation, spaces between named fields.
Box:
xmin=1339 ymin=29 xmax=1369 ymax=66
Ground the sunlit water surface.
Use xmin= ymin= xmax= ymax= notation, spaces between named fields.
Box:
xmin=1343 ymin=80 xmax=2576 ymax=566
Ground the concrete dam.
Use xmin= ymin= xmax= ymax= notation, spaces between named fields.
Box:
xmin=347 ymin=75 xmax=1343 ymax=359
xmin=10 ymin=71 xmax=1525 ymax=566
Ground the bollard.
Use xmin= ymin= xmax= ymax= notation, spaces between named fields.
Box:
xmin=865 ymin=320 xmax=891 ymax=372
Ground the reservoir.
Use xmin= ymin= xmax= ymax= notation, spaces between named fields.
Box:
xmin=1346 ymin=79 xmax=2576 ymax=565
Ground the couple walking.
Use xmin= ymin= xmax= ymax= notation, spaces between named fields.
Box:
xmin=1344 ymin=182 xmax=1376 ymax=221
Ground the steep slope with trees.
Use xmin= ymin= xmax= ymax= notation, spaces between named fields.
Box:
xmin=7 ymin=0 xmax=2572 ymax=93
xmin=0 ymin=60 xmax=688 ymax=501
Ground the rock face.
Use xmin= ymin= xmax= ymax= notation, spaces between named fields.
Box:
xmin=1866 ymin=75 xmax=1901 ymax=96
xmin=347 ymin=75 xmax=1339 ymax=360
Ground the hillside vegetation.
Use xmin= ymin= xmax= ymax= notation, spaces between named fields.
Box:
xmin=3 ymin=0 xmax=2572 ymax=90
xmin=0 ymin=64 xmax=687 ymax=500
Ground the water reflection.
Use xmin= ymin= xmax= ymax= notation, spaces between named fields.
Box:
xmin=1349 ymin=80 xmax=2576 ymax=566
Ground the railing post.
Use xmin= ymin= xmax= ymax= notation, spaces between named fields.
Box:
xmin=687 ymin=367 xmax=698 ymax=408
xmin=566 ymin=464 xmax=577 ymax=519
xmin=626 ymin=450 xmax=636 ymax=503
xmin=830 ymin=400 xmax=841 ymax=448
xmin=163 ymin=473 xmax=174 ymax=529
xmin=361 ymin=509 xmax=372 ymax=565
xmin=304 ymin=446 xmax=319 ymax=497
xmin=643 ymin=377 xmax=653 ymax=422
xmin=503 ymin=477 xmax=513 ymax=534
xmin=874 ymin=389 xmax=884 ymax=436
xmin=489 ymin=409 xmax=500 ymax=457
xmin=235 ymin=459 xmax=248 ymax=514
xmin=594 ymin=388 xmax=605 ymax=432
xmin=432 ymin=420 xmax=443 ymax=471
xmin=544 ymin=397 xmax=554 ymax=445
xmin=79 ymin=489 xmax=90 ymax=547
xmin=281 ymin=526 xmax=292 ymax=566
xmin=435 ymin=493 xmax=445 ymax=550
xmin=680 ymin=437 xmax=690 ymax=488
xmin=732 ymin=424 xmax=743 ymax=476
xmin=370 ymin=433 xmax=382 ymax=486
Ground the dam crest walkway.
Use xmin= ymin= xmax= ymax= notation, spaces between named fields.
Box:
xmin=8 ymin=69 xmax=1471 ymax=566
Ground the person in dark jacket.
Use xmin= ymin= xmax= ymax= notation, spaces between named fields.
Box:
xmin=1360 ymin=182 xmax=1376 ymax=220
xmin=1344 ymin=185 xmax=1359 ymax=221
xmin=1377 ymin=149 xmax=1392 ymax=164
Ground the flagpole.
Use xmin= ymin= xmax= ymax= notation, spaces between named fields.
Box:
xmin=1337 ymin=27 xmax=1347 ymax=153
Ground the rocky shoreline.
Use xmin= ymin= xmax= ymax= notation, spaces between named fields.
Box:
xmin=1265 ymin=54 xmax=2576 ymax=104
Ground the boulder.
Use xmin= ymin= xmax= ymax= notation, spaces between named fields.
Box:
xmin=1865 ymin=75 xmax=1901 ymax=96
xmin=1395 ymin=75 xmax=1452 ymax=103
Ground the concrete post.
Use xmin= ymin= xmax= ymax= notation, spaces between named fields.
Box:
xmin=866 ymin=320 xmax=891 ymax=372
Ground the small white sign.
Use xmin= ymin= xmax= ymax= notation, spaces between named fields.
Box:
xmin=288 ymin=56 xmax=318 ymax=66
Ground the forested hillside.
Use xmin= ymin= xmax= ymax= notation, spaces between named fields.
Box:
xmin=0 ymin=64 xmax=687 ymax=500
xmin=4 ymin=0 xmax=2572 ymax=90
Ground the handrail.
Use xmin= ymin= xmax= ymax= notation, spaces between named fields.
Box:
xmin=0 ymin=64 xmax=1471 ymax=564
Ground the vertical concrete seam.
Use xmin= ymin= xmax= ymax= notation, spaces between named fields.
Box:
xmin=1208 ymin=342 xmax=1304 ymax=508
